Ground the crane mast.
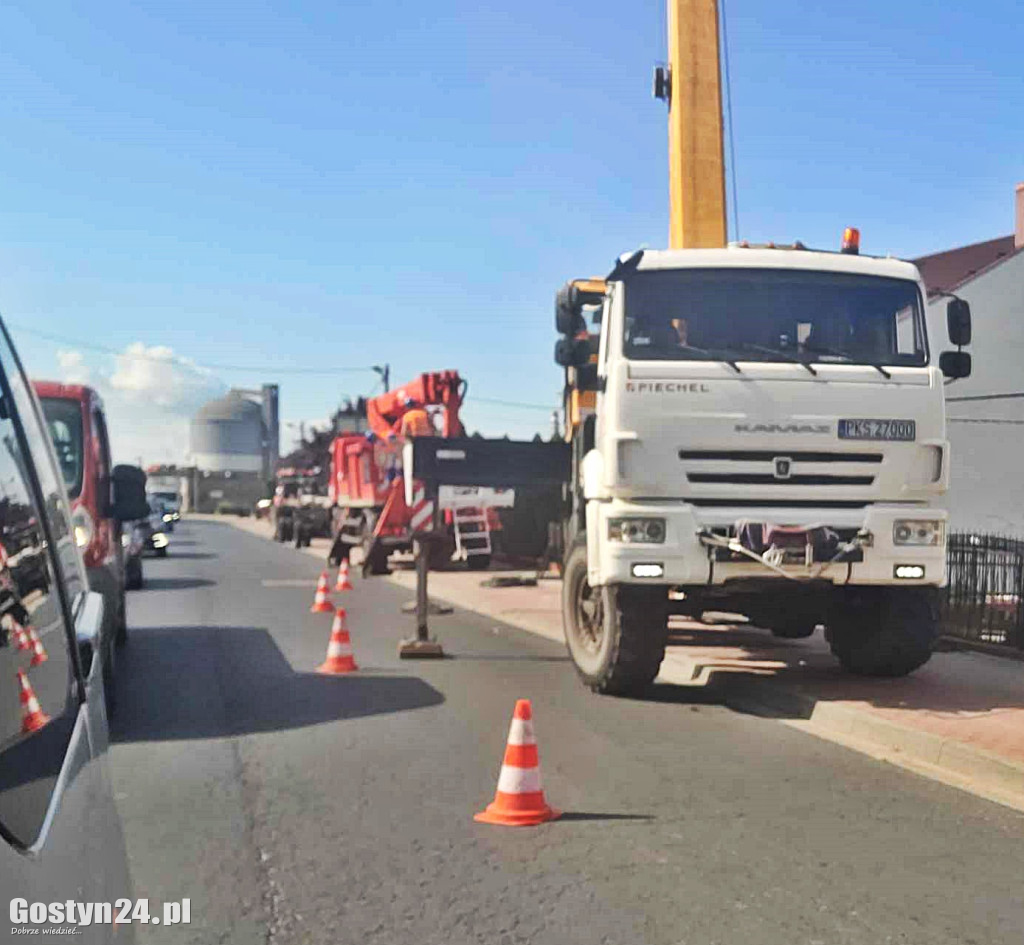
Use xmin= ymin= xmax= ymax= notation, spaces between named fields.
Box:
xmin=663 ymin=0 xmax=728 ymax=248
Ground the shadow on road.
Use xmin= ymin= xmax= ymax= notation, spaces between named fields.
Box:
xmin=162 ymin=552 xmax=218 ymax=561
xmin=450 ymin=653 xmax=570 ymax=663
xmin=659 ymin=619 xmax=1024 ymax=720
xmin=111 ymin=625 xmax=444 ymax=742
xmin=139 ymin=577 xmax=217 ymax=591
xmin=556 ymin=812 xmax=654 ymax=823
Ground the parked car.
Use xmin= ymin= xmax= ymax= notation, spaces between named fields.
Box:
xmin=34 ymin=382 xmax=148 ymax=703
xmin=0 ymin=317 xmax=142 ymax=930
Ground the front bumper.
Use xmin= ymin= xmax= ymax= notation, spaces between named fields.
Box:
xmin=586 ymin=500 xmax=947 ymax=588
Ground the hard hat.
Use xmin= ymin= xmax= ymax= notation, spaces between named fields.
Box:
xmin=403 ymin=396 xmax=417 ymax=407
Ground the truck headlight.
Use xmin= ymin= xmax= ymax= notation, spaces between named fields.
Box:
xmin=608 ymin=517 xmax=666 ymax=544
xmin=893 ymin=520 xmax=944 ymax=546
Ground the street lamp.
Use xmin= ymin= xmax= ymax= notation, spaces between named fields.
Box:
xmin=372 ymin=363 xmax=390 ymax=392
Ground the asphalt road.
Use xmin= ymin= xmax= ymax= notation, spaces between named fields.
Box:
xmin=110 ymin=519 xmax=1024 ymax=945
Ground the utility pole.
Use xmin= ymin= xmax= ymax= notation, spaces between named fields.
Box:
xmin=654 ymin=0 xmax=728 ymax=249
xmin=373 ymin=363 xmax=390 ymax=393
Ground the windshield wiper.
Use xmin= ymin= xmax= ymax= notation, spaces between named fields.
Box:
xmin=735 ymin=342 xmax=817 ymax=376
xmin=675 ymin=343 xmax=743 ymax=374
xmin=803 ymin=344 xmax=892 ymax=379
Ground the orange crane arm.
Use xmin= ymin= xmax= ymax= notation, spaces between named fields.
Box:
xmin=364 ymin=371 xmax=467 ymax=439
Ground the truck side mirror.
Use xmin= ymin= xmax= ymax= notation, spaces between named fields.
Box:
xmin=939 ymin=350 xmax=971 ymax=380
xmin=555 ymin=335 xmax=598 ymax=368
xmin=555 ymin=284 xmax=585 ymax=336
xmin=947 ymin=298 xmax=972 ymax=347
xmin=111 ymin=464 xmax=150 ymax=522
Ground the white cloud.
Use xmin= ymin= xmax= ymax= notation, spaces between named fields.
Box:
xmin=56 ymin=349 xmax=92 ymax=384
xmin=54 ymin=343 xmax=227 ymax=465
xmin=109 ymin=343 xmax=222 ymax=411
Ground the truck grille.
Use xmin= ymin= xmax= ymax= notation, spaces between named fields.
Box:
xmin=687 ymin=473 xmax=874 ymax=486
xmin=679 ymin=449 xmax=883 ymax=497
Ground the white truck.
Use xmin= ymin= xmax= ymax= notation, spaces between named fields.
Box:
xmin=555 ymin=235 xmax=973 ymax=694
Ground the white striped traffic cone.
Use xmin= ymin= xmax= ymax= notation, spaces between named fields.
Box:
xmin=335 ymin=558 xmax=354 ymax=592
xmin=310 ymin=571 xmax=334 ymax=613
xmin=28 ymin=627 xmax=48 ymax=666
xmin=475 ymin=699 xmax=560 ymax=826
xmin=317 ymin=608 xmax=358 ymax=674
xmin=17 ymin=670 xmax=50 ymax=734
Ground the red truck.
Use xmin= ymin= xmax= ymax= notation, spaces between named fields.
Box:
xmin=327 ymin=371 xmax=502 ymax=574
xmin=34 ymin=382 xmax=148 ymax=713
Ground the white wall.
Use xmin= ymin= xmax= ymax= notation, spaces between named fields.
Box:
xmin=935 ymin=251 xmax=1024 ymax=534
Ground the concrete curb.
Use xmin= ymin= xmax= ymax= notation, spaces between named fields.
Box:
xmin=188 ymin=513 xmax=1024 ymax=813
xmin=726 ymin=678 xmax=1024 ymax=813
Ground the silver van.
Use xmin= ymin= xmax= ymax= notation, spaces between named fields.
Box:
xmin=0 ymin=319 xmax=145 ymax=941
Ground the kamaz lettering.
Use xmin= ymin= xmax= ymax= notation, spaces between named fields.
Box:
xmin=734 ymin=423 xmax=831 ymax=435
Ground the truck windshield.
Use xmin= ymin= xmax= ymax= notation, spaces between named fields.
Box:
xmin=39 ymin=397 xmax=84 ymax=499
xmin=622 ymin=268 xmax=926 ymax=367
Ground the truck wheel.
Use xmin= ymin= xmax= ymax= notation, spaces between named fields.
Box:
xmin=826 ymin=588 xmax=938 ymax=677
xmin=115 ymin=591 xmax=129 ymax=647
xmin=562 ymin=537 xmax=668 ymax=695
xmin=465 ymin=553 xmax=491 ymax=571
xmin=770 ymin=622 xmax=818 ymax=639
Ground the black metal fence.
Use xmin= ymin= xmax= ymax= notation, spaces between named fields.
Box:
xmin=942 ymin=532 xmax=1024 ymax=649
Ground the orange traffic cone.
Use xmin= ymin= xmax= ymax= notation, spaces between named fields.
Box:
xmin=13 ymin=622 xmax=31 ymax=651
xmin=335 ymin=559 xmax=354 ymax=592
xmin=475 ymin=699 xmax=560 ymax=826
xmin=28 ymin=627 xmax=48 ymax=666
xmin=17 ymin=670 xmax=50 ymax=734
xmin=310 ymin=572 xmax=334 ymax=613
xmin=317 ymin=608 xmax=358 ymax=674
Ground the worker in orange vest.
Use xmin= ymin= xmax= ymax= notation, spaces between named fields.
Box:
xmin=399 ymin=398 xmax=433 ymax=438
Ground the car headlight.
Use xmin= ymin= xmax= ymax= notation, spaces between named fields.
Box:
xmin=71 ymin=506 xmax=94 ymax=549
xmin=893 ymin=519 xmax=944 ymax=546
xmin=152 ymin=532 xmax=169 ymax=548
xmin=163 ymin=513 xmax=174 ymax=522
xmin=608 ymin=517 xmax=666 ymax=544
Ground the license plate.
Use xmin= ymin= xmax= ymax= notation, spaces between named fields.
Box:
xmin=838 ymin=419 xmax=916 ymax=441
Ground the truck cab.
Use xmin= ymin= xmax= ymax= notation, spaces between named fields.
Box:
xmin=556 ymin=242 xmax=973 ymax=693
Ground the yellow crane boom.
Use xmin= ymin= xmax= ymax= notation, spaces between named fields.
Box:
xmin=660 ymin=0 xmax=728 ymax=249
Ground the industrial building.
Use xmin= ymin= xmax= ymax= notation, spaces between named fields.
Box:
xmin=187 ymin=384 xmax=280 ymax=512
xmin=916 ymin=183 xmax=1024 ymax=535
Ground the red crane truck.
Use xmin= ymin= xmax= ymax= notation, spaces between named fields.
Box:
xmin=327 ymin=371 xmax=503 ymax=574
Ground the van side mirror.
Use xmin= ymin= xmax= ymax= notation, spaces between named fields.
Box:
xmin=947 ymin=298 xmax=972 ymax=347
xmin=111 ymin=465 xmax=150 ymax=522
xmin=939 ymin=350 xmax=972 ymax=379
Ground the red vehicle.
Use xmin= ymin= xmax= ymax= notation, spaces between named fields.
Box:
xmin=327 ymin=371 xmax=500 ymax=573
xmin=34 ymin=382 xmax=139 ymax=710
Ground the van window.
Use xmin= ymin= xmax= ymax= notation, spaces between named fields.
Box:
xmin=0 ymin=331 xmax=81 ymax=850
xmin=39 ymin=398 xmax=84 ymax=500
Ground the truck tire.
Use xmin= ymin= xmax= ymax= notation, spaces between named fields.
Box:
xmin=465 ymin=553 xmax=491 ymax=571
xmin=115 ymin=591 xmax=129 ymax=647
xmin=826 ymin=587 xmax=938 ymax=677
xmin=562 ymin=537 xmax=668 ymax=695
xmin=770 ymin=621 xmax=818 ymax=640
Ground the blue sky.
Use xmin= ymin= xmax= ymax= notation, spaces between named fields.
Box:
xmin=1 ymin=0 xmax=1021 ymax=462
